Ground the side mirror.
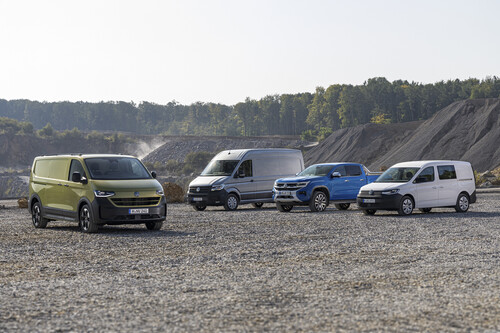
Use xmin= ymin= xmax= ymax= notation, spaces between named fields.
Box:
xmin=72 ymin=172 xmax=82 ymax=183
xmin=151 ymin=171 xmax=157 ymax=179
xmin=331 ymin=172 xmax=341 ymax=178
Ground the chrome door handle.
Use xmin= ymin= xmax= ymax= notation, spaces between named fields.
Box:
xmin=360 ymin=179 xmax=364 ymax=181
xmin=432 ymin=186 xmax=437 ymax=189
xmin=344 ymin=180 xmax=349 ymax=182
xmin=439 ymin=186 xmax=444 ymax=189
xmin=57 ymin=183 xmax=62 ymax=186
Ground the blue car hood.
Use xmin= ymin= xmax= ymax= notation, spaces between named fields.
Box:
xmin=277 ymin=176 xmax=322 ymax=182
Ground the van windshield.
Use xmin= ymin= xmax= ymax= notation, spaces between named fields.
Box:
xmin=298 ymin=165 xmax=333 ymax=177
xmin=375 ymin=167 xmax=420 ymax=183
xmin=84 ymin=157 xmax=151 ymax=180
xmin=201 ymin=160 xmax=239 ymax=176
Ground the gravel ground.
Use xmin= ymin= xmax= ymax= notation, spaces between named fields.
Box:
xmin=1 ymin=192 xmax=500 ymax=332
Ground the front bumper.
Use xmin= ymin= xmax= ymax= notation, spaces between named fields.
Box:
xmin=273 ymin=188 xmax=310 ymax=204
xmin=187 ymin=189 xmax=228 ymax=206
xmin=356 ymin=193 xmax=403 ymax=210
xmin=91 ymin=196 xmax=167 ymax=225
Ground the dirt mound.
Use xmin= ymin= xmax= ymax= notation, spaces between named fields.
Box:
xmin=144 ymin=136 xmax=309 ymax=164
xmin=304 ymin=121 xmax=422 ymax=170
xmin=305 ymin=98 xmax=500 ymax=172
xmin=161 ymin=182 xmax=185 ymax=203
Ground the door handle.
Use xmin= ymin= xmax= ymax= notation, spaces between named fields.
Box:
xmin=57 ymin=183 xmax=62 ymax=186
xmin=432 ymin=186 xmax=437 ymax=189
xmin=439 ymin=186 xmax=444 ymax=189
xmin=64 ymin=184 xmax=69 ymax=187
xmin=344 ymin=180 xmax=349 ymax=182
xmin=250 ymin=179 xmax=254 ymax=182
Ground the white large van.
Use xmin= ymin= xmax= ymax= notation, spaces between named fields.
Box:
xmin=187 ymin=149 xmax=304 ymax=211
xmin=357 ymin=160 xmax=476 ymax=215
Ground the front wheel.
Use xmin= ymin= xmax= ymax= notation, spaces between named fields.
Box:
xmin=252 ymin=202 xmax=264 ymax=209
xmin=276 ymin=203 xmax=293 ymax=212
xmin=363 ymin=209 xmax=377 ymax=215
xmin=224 ymin=193 xmax=239 ymax=211
xmin=398 ymin=196 xmax=414 ymax=216
xmin=193 ymin=204 xmax=207 ymax=211
xmin=334 ymin=203 xmax=350 ymax=210
xmin=309 ymin=191 xmax=328 ymax=212
xmin=79 ymin=204 xmax=98 ymax=233
xmin=145 ymin=221 xmax=163 ymax=230
xmin=455 ymin=193 xmax=470 ymax=213
xmin=32 ymin=202 xmax=48 ymax=228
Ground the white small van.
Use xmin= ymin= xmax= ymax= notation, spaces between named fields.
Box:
xmin=357 ymin=160 xmax=476 ymax=215
xmin=187 ymin=149 xmax=304 ymax=211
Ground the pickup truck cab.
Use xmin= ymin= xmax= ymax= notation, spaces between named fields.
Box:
xmin=273 ymin=163 xmax=380 ymax=212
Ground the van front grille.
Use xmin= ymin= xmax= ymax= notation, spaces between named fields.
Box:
xmin=189 ymin=186 xmax=211 ymax=193
xmin=111 ymin=197 xmax=160 ymax=206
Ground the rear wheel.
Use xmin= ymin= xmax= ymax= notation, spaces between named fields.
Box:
xmin=455 ymin=193 xmax=469 ymax=213
xmin=224 ymin=193 xmax=239 ymax=211
xmin=419 ymin=208 xmax=432 ymax=213
xmin=252 ymin=202 xmax=264 ymax=208
xmin=309 ymin=191 xmax=328 ymax=212
xmin=362 ymin=209 xmax=377 ymax=215
xmin=79 ymin=204 xmax=98 ymax=233
xmin=145 ymin=221 xmax=163 ymax=230
xmin=32 ymin=202 xmax=48 ymax=228
xmin=398 ymin=196 xmax=414 ymax=216
xmin=276 ymin=203 xmax=293 ymax=212
xmin=334 ymin=203 xmax=350 ymax=210
xmin=193 ymin=204 xmax=207 ymax=211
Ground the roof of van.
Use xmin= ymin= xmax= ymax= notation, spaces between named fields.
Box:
xmin=35 ymin=154 xmax=137 ymax=159
xmin=390 ymin=160 xmax=472 ymax=168
xmin=215 ymin=148 xmax=302 ymax=160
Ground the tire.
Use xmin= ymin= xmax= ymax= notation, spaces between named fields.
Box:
xmin=252 ymin=202 xmax=264 ymax=208
xmin=276 ymin=203 xmax=293 ymax=212
xmin=363 ymin=209 xmax=377 ymax=215
xmin=31 ymin=202 xmax=48 ymax=228
xmin=145 ymin=221 xmax=163 ymax=230
xmin=398 ymin=196 xmax=414 ymax=216
xmin=79 ymin=204 xmax=98 ymax=233
xmin=309 ymin=191 xmax=328 ymax=212
xmin=455 ymin=193 xmax=470 ymax=213
xmin=193 ymin=204 xmax=207 ymax=211
xmin=224 ymin=193 xmax=239 ymax=211
xmin=334 ymin=203 xmax=350 ymax=210
xmin=419 ymin=208 xmax=432 ymax=213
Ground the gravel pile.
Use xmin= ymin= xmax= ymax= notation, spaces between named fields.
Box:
xmin=1 ymin=192 xmax=500 ymax=331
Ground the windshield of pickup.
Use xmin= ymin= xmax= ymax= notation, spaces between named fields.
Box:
xmin=201 ymin=159 xmax=239 ymax=176
xmin=375 ymin=167 xmax=420 ymax=183
xmin=84 ymin=157 xmax=151 ymax=180
xmin=297 ymin=165 xmax=334 ymax=177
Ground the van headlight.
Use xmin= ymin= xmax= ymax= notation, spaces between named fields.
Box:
xmin=381 ymin=189 xmax=399 ymax=195
xmin=94 ymin=190 xmax=115 ymax=197
xmin=211 ymin=184 xmax=225 ymax=191
xmin=156 ymin=189 xmax=164 ymax=196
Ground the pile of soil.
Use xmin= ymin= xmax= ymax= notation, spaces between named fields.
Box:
xmin=305 ymin=98 xmax=500 ymax=172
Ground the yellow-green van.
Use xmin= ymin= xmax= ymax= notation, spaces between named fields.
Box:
xmin=28 ymin=154 xmax=167 ymax=233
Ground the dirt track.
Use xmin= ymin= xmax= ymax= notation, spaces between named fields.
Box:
xmin=1 ymin=192 xmax=500 ymax=331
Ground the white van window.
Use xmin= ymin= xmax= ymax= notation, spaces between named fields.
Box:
xmin=416 ymin=166 xmax=434 ymax=183
xmin=376 ymin=167 xmax=420 ymax=183
xmin=438 ymin=165 xmax=457 ymax=180
xmin=238 ymin=160 xmax=253 ymax=177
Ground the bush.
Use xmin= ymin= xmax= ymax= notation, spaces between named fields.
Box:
xmin=38 ymin=123 xmax=54 ymax=137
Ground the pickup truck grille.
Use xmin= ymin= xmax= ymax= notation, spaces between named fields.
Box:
xmin=111 ymin=197 xmax=160 ymax=206
xmin=274 ymin=183 xmax=306 ymax=191
xmin=189 ymin=186 xmax=211 ymax=193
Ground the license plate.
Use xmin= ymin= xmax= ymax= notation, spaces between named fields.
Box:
xmin=129 ymin=208 xmax=149 ymax=214
xmin=363 ymin=199 xmax=375 ymax=203
xmin=279 ymin=191 xmax=291 ymax=196
xmin=192 ymin=197 xmax=203 ymax=202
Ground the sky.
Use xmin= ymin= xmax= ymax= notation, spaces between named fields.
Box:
xmin=0 ymin=0 xmax=499 ymax=106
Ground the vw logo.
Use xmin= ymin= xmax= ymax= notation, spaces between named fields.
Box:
xmin=369 ymin=190 xmax=374 ymax=195
xmin=134 ymin=191 xmax=140 ymax=197
xmin=196 ymin=187 xmax=200 ymax=192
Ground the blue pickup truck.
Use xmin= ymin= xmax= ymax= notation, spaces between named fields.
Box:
xmin=273 ymin=163 xmax=381 ymax=212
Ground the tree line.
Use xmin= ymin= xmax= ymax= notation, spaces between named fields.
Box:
xmin=1 ymin=76 xmax=499 ymax=141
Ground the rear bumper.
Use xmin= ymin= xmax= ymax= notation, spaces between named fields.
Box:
xmin=356 ymin=194 xmax=403 ymax=210
xmin=91 ymin=196 xmax=167 ymax=225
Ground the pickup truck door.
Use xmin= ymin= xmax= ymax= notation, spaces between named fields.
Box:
xmin=331 ymin=164 xmax=366 ymax=200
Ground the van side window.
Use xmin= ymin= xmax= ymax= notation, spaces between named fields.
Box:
xmin=238 ymin=160 xmax=252 ymax=177
xmin=438 ymin=165 xmax=457 ymax=180
xmin=346 ymin=165 xmax=362 ymax=176
xmin=416 ymin=166 xmax=434 ymax=182
xmin=334 ymin=166 xmax=347 ymax=177
xmin=69 ymin=160 xmax=86 ymax=181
